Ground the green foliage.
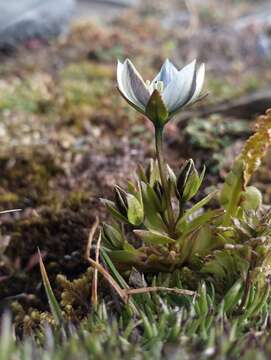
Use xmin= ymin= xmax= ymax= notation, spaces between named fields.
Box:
xmin=101 ymin=156 xmax=217 ymax=273
xmin=203 ymin=208 xmax=271 ymax=292
xmin=39 ymin=251 xmax=64 ymax=326
xmin=3 ymin=283 xmax=271 ymax=360
xmin=220 ymin=159 xmax=245 ymax=225
xmin=101 ymin=108 xmax=271 ymax=296
xmin=0 ymin=73 xmax=54 ymax=113
xmin=185 ymin=115 xmax=250 ymax=152
xmin=241 ymin=109 xmax=271 ymax=185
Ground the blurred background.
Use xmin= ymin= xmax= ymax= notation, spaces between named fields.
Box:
xmin=0 ymin=0 xmax=271 ymax=309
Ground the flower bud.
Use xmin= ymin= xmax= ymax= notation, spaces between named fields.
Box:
xmin=114 ymin=186 xmax=128 ymax=216
xmin=176 ymin=159 xmax=205 ymax=202
xmin=114 ymin=186 xmax=144 ymax=226
xmin=145 ymin=90 xmax=169 ymax=128
xmin=153 ymin=180 xmax=166 ymax=211
xmin=176 ymin=159 xmax=194 ymax=200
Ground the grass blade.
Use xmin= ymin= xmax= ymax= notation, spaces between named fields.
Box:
xmin=38 ymin=249 xmax=64 ymax=326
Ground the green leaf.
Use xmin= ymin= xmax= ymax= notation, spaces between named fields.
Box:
xmin=248 ymin=284 xmax=270 ymax=317
xmin=197 ymin=283 xmax=209 ymax=317
xmin=101 ymin=249 xmax=139 ymax=314
xmin=146 ymin=183 xmax=163 ymax=212
xmin=240 ymin=186 xmax=262 ymax=211
xmin=177 ymin=209 xmax=223 ymax=236
xmin=141 ymin=182 xmax=167 ymax=232
xmin=183 ymin=165 xmax=205 ymax=202
xmin=101 ymin=199 xmax=129 ymax=224
xmin=176 ymin=159 xmax=194 ymax=200
xmin=134 ymin=230 xmax=175 ymax=245
xmin=127 ymin=194 xmax=144 ymax=225
xmin=222 ymin=279 xmax=243 ymax=313
xmin=123 ymin=242 xmax=137 ymax=253
xmin=102 ymin=223 xmax=124 ymax=249
xmin=177 ymin=191 xmax=218 ymax=226
xmin=220 ymin=160 xmax=245 ymax=226
xmin=39 ymin=250 xmax=64 ymax=326
xmin=107 ymin=250 xmax=139 ymax=263
xmin=178 ymin=226 xmax=213 ymax=264
xmin=149 ymin=160 xmax=160 ymax=187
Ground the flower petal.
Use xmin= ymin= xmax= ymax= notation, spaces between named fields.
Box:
xmin=125 ymin=59 xmax=151 ymax=107
xmin=186 ymin=63 xmax=205 ymax=105
xmin=151 ymin=59 xmax=178 ymax=89
xmin=117 ymin=60 xmax=144 ymax=110
xmin=162 ymin=60 xmax=196 ymax=112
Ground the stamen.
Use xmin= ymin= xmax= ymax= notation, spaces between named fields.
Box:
xmin=154 ymin=81 xmax=164 ymax=93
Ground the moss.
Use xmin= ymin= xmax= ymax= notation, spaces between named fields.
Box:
xmin=60 ymin=62 xmax=114 ymax=81
xmin=0 ymin=205 xmax=95 ymax=305
xmin=0 ymin=73 xmax=54 ymax=114
xmin=207 ymin=73 xmax=266 ymax=104
xmin=5 ymin=207 xmax=92 ymax=262
xmin=57 ymin=268 xmax=93 ymax=318
xmin=59 ymin=62 xmax=114 ymax=118
xmin=64 ymin=191 xmax=93 ymax=211
xmin=0 ymin=192 xmax=19 ymax=207
xmin=0 ymin=148 xmax=62 ymax=208
xmin=11 ymin=301 xmax=54 ymax=337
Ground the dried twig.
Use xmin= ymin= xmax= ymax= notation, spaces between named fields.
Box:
xmin=85 ymin=216 xmax=99 ymax=261
xmin=85 ymin=218 xmax=128 ymax=303
xmin=85 ymin=218 xmax=195 ymax=308
xmin=0 ymin=209 xmax=21 ymax=214
xmin=125 ymin=287 xmax=195 ymax=297
xmin=86 ymin=256 xmax=128 ymax=303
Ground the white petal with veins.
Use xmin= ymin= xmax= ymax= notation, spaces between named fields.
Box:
xmin=186 ymin=63 xmax=205 ymax=105
xmin=162 ymin=60 xmax=196 ymax=112
xmin=151 ymin=59 xmax=178 ymax=89
xmin=126 ymin=59 xmax=151 ymax=107
xmin=117 ymin=60 xmax=144 ymax=110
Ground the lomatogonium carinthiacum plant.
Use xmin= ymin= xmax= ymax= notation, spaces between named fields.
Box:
xmin=101 ymin=58 xmax=215 ymax=272
xmin=117 ymin=58 xmax=205 ymax=236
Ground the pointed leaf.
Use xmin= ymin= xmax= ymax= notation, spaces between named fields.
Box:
xmin=127 ymin=194 xmax=144 ymax=225
xmin=101 ymin=199 xmax=129 ymax=224
xmin=39 ymin=250 xmax=63 ymax=326
xmin=134 ymin=230 xmax=175 ymax=245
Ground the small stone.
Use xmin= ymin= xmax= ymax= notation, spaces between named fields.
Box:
xmin=0 ymin=0 xmax=75 ymax=48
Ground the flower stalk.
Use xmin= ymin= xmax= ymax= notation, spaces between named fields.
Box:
xmin=155 ymin=126 xmax=175 ymax=236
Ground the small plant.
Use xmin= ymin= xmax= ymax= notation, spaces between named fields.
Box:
xmin=102 ymin=59 xmax=214 ymax=272
xmin=203 ymin=109 xmax=271 ymax=295
xmin=101 ymin=59 xmax=271 ymax=304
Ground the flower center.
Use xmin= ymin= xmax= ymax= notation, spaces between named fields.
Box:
xmin=146 ymin=80 xmax=164 ymax=94
xmin=154 ymin=80 xmax=164 ymax=93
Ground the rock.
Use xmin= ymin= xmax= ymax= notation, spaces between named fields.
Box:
xmin=0 ymin=0 xmax=75 ymax=48
xmin=178 ymin=89 xmax=271 ymax=126
xmin=89 ymin=0 xmax=139 ymax=6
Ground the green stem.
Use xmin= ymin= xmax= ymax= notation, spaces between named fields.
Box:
xmin=155 ymin=126 xmax=175 ymax=236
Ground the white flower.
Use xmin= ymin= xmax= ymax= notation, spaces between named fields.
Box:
xmin=117 ymin=58 xmax=205 ymax=125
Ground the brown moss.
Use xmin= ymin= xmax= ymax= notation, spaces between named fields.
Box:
xmin=0 ymin=202 xmax=96 ymax=305
xmin=0 ymin=148 xmax=62 ymax=209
